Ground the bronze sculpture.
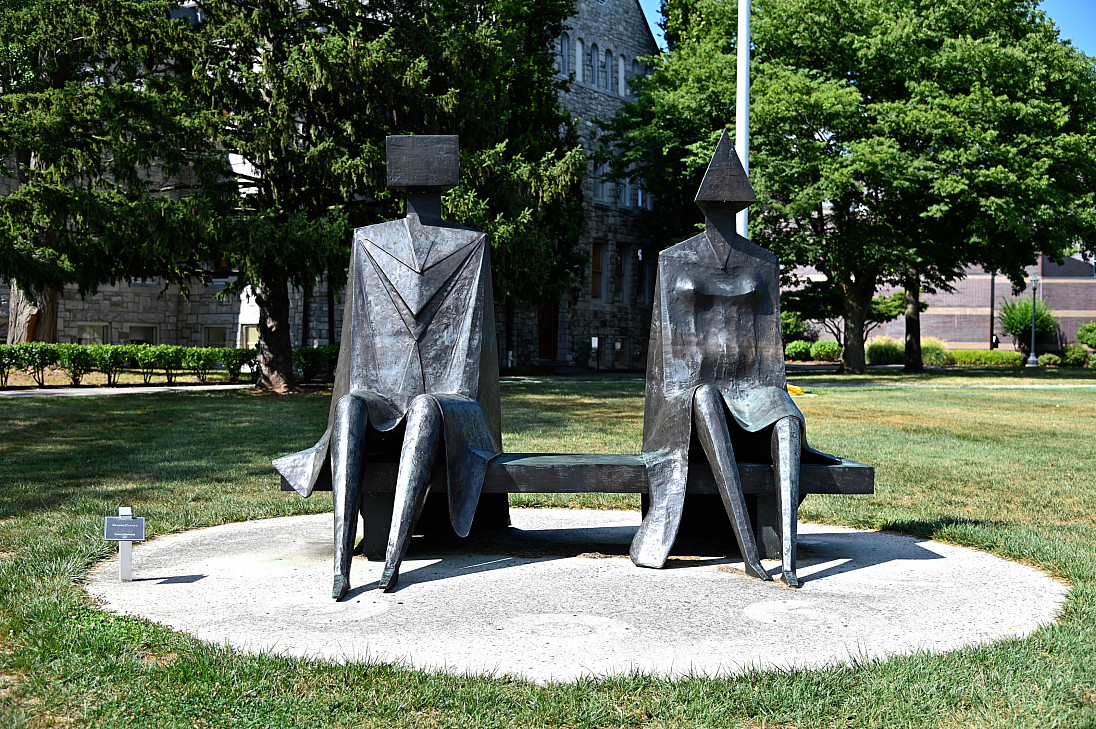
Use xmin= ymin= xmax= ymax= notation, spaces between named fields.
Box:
xmin=273 ymin=135 xmax=503 ymax=600
xmin=631 ymin=131 xmax=827 ymax=587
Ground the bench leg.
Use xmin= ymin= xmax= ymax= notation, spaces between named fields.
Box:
xmin=752 ymin=495 xmax=782 ymax=560
xmin=358 ymin=492 xmax=394 ymax=560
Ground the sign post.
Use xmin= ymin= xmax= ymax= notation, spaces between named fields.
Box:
xmin=104 ymin=506 xmax=146 ymax=581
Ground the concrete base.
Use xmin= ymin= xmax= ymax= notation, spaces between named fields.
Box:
xmin=87 ymin=509 xmax=1067 ymax=683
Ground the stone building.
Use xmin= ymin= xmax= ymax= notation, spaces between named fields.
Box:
xmin=1 ymin=0 xmax=661 ymax=369
xmin=506 ymin=0 xmax=661 ymax=370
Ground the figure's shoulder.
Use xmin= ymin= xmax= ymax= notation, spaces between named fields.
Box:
xmin=354 ymin=219 xmax=406 ymax=244
xmin=727 ymin=232 xmax=779 ymax=266
xmin=658 ymin=233 xmax=707 ymax=263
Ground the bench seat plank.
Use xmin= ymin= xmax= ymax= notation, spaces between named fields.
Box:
xmin=281 ymin=453 xmax=874 ymax=496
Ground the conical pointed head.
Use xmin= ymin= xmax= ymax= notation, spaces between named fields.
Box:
xmin=695 ymin=130 xmax=756 ymax=214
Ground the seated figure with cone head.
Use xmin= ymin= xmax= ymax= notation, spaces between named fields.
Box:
xmin=631 ymin=130 xmax=834 ymax=587
xmin=273 ymin=135 xmax=504 ymax=599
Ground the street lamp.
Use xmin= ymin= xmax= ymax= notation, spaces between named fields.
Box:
xmin=1025 ymin=275 xmax=1040 ymax=367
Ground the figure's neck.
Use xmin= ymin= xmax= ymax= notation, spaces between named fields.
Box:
xmin=704 ymin=210 xmax=739 ymax=237
xmin=406 ymin=192 xmax=443 ymax=224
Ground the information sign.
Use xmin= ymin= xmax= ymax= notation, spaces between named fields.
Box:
xmin=104 ymin=516 xmax=146 ymax=541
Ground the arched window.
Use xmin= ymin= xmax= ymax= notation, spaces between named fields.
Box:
xmin=576 ymin=38 xmax=585 ymax=82
xmin=631 ymin=59 xmax=641 ymax=99
xmin=590 ymin=44 xmax=598 ymax=87
xmin=601 ymin=50 xmax=610 ymax=90
xmin=618 ymin=55 xmax=626 ymax=97
xmin=560 ymin=34 xmax=570 ymax=77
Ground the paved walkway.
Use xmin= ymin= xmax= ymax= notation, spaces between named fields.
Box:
xmin=0 ymin=383 xmax=253 ymax=397
xmin=88 ymin=509 xmax=1067 ymax=683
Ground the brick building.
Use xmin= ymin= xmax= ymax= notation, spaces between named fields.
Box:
xmin=871 ymin=256 xmax=1096 ymax=351
xmin=1 ymin=0 xmax=661 ymax=369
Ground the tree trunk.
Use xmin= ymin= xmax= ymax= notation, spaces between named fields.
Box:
xmin=253 ymin=276 xmax=297 ymax=393
xmin=6 ymin=281 xmax=59 ymax=344
xmin=326 ymin=266 xmax=336 ymax=345
xmin=301 ymin=287 xmax=310 ymax=348
xmin=903 ymin=269 xmax=923 ymax=372
xmin=841 ymin=287 xmax=872 ymax=374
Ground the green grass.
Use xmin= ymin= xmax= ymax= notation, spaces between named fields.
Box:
xmin=2 ymin=379 xmax=1096 ymax=727
xmin=786 ymin=364 xmax=1096 ymax=388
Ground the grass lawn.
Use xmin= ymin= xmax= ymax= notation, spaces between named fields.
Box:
xmin=1 ymin=378 xmax=1095 ymax=728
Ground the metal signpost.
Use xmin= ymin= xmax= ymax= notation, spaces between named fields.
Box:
xmin=104 ymin=506 xmax=145 ymax=581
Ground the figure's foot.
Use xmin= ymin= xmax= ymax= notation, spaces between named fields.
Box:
xmin=379 ymin=566 xmax=399 ymax=592
xmin=782 ymin=569 xmax=800 ymax=588
xmin=744 ymin=559 xmax=773 ymax=581
xmin=332 ymin=574 xmax=350 ymax=601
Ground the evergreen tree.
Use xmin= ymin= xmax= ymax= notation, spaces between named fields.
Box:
xmin=0 ymin=0 xmax=222 ymax=343
xmin=182 ymin=0 xmax=584 ymax=392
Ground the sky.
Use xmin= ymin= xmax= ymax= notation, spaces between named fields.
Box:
xmin=635 ymin=0 xmax=1096 ymax=57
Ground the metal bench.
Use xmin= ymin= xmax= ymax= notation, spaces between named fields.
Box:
xmin=281 ymin=453 xmax=874 ymax=560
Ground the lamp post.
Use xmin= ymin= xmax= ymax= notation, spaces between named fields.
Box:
xmin=1025 ymin=275 xmax=1040 ymax=367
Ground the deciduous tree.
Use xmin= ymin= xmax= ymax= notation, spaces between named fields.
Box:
xmin=607 ymin=0 xmax=1096 ymax=373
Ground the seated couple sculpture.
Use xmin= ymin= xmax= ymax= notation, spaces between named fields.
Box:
xmin=275 ymin=133 xmax=833 ymax=600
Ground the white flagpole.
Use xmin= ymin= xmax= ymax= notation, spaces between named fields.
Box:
xmin=736 ymin=0 xmax=751 ymax=237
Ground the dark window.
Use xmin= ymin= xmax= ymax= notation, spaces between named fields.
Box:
xmin=613 ymin=246 xmax=625 ymax=302
xmin=591 ymin=242 xmax=605 ymax=299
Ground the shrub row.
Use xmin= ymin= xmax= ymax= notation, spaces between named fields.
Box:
xmin=861 ymin=335 xmax=952 ymax=366
xmin=947 ymin=349 xmax=1025 ymax=367
xmin=785 ymin=339 xmax=842 ymax=362
xmin=866 ymin=341 xmax=1093 ymax=368
xmin=0 ymin=343 xmax=258 ymax=387
xmin=293 ymin=344 xmax=340 ymax=381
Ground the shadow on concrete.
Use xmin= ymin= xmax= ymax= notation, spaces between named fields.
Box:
xmin=362 ymin=518 xmax=959 ymax=591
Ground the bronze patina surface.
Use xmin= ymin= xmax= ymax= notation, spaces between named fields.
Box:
xmin=274 ymin=135 xmax=503 ymax=599
xmin=631 ymin=131 xmax=837 ymax=586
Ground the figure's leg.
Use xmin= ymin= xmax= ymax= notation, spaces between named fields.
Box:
xmin=380 ymin=395 xmax=443 ymax=592
xmin=330 ymin=394 xmax=369 ymax=600
xmin=771 ymin=416 xmax=802 ymax=587
xmin=693 ymin=386 xmax=771 ymax=581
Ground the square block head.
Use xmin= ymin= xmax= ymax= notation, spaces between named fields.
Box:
xmin=386 ymin=135 xmax=459 ymax=192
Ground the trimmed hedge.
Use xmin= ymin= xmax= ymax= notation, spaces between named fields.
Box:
xmin=1038 ymin=353 xmax=1062 ymax=367
xmin=1062 ymin=343 xmax=1089 ymax=368
xmin=948 ymin=349 xmax=1023 ymax=367
xmin=0 ymin=344 xmax=18 ymax=387
xmin=810 ymin=340 xmax=842 ymax=362
xmin=784 ymin=340 xmax=812 ymax=362
xmin=57 ymin=343 xmax=95 ymax=386
xmin=293 ymin=343 xmax=339 ymax=381
xmin=0 ymin=343 xmax=262 ymax=388
xmin=1077 ymin=322 xmax=1096 ymax=349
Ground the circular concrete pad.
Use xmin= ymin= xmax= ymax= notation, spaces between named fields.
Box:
xmin=87 ymin=509 xmax=1067 ymax=682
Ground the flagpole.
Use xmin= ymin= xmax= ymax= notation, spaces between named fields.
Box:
xmin=735 ymin=0 xmax=751 ymax=237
